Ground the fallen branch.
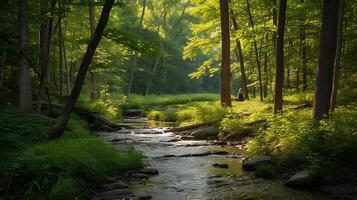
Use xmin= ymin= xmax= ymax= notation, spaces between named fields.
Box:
xmin=39 ymin=103 xmax=134 ymax=130
xmin=166 ymin=121 xmax=216 ymax=133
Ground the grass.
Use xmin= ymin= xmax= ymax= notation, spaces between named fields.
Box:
xmin=246 ymin=105 xmax=357 ymax=179
xmin=124 ymin=93 xmax=220 ymax=110
xmin=0 ymin=112 xmax=144 ymax=200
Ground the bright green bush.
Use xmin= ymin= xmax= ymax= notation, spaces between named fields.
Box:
xmin=246 ymin=106 xmax=357 ymax=177
xmin=176 ymin=101 xmax=227 ymax=125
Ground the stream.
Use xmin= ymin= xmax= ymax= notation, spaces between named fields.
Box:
xmin=97 ymin=120 xmax=328 ymax=200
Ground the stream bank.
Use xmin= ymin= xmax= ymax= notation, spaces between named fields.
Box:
xmin=92 ymin=119 xmax=332 ymax=200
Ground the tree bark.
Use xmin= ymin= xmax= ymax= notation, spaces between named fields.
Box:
xmin=36 ymin=0 xmax=56 ymax=113
xmin=144 ymin=56 xmax=161 ymax=96
xmin=89 ymin=5 xmax=99 ymax=102
xmin=274 ymin=0 xmax=287 ymax=114
xmin=330 ymin=0 xmax=344 ymax=112
xmin=263 ymin=52 xmax=268 ymax=98
xmin=18 ymin=0 xmax=32 ymax=113
xmin=50 ymin=0 xmax=114 ymax=139
xmin=219 ymin=0 xmax=232 ymax=107
xmin=0 ymin=52 xmax=6 ymax=89
xmin=312 ymin=0 xmax=339 ymax=119
xmin=230 ymin=6 xmax=249 ymax=100
xmin=300 ymin=0 xmax=307 ymax=91
xmin=59 ymin=16 xmax=64 ymax=97
xmin=246 ymin=0 xmax=263 ymax=101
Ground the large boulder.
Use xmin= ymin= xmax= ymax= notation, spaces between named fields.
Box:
xmin=285 ymin=170 xmax=314 ymax=187
xmin=99 ymin=189 xmax=133 ymax=200
xmin=242 ymin=156 xmax=271 ymax=170
xmin=190 ymin=126 xmax=220 ymax=140
xmin=123 ymin=109 xmax=143 ymax=117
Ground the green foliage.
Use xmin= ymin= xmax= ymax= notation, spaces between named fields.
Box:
xmin=1 ymin=139 xmax=144 ymax=200
xmin=176 ymin=101 xmax=227 ymax=125
xmin=0 ymin=112 xmax=144 ymax=200
xmin=124 ymin=93 xmax=219 ymax=110
xmin=77 ymin=87 xmax=125 ymax=120
xmin=255 ymin=164 xmax=277 ymax=179
xmin=246 ymin=107 xmax=357 ymax=177
xmin=0 ymin=114 xmax=51 ymax=151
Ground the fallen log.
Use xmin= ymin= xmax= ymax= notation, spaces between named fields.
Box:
xmin=39 ymin=102 xmax=134 ymax=130
xmin=166 ymin=121 xmax=216 ymax=133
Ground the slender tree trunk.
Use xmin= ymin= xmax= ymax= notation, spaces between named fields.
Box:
xmin=274 ymin=0 xmax=287 ymax=114
xmin=246 ymin=0 xmax=263 ymax=101
xmin=0 ymin=52 xmax=6 ymax=89
xmin=144 ymin=56 xmax=161 ymax=96
xmin=89 ymin=5 xmax=99 ymax=102
xmin=263 ymin=52 xmax=268 ymax=98
xmin=126 ymin=0 xmax=146 ymax=96
xmin=62 ymin=29 xmax=70 ymax=94
xmin=300 ymin=0 xmax=307 ymax=91
xmin=312 ymin=0 xmax=339 ymax=119
xmin=59 ymin=16 xmax=64 ymax=97
xmin=219 ymin=0 xmax=232 ymax=107
xmin=230 ymin=7 xmax=249 ymax=100
xmin=50 ymin=0 xmax=114 ymax=139
xmin=272 ymin=0 xmax=277 ymax=58
xmin=18 ymin=0 xmax=32 ymax=113
xmin=36 ymin=0 xmax=56 ymax=113
xmin=330 ymin=0 xmax=344 ymax=112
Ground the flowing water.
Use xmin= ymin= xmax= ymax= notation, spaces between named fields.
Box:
xmin=98 ymin=121 xmax=328 ymax=200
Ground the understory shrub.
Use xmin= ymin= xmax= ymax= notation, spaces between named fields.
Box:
xmin=246 ymin=106 xmax=357 ymax=177
xmin=176 ymin=101 xmax=227 ymax=125
xmin=1 ymin=139 xmax=144 ymax=200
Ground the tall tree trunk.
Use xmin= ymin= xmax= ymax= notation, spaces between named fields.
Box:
xmin=300 ymin=0 xmax=307 ymax=91
xmin=0 ymin=52 xmax=6 ymax=89
xmin=312 ymin=0 xmax=339 ymax=119
xmin=263 ymin=52 xmax=268 ymax=98
xmin=89 ymin=5 xmax=99 ymax=102
xmin=272 ymin=0 xmax=278 ymax=59
xmin=246 ymin=0 xmax=263 ymax=101
xmin=50 ymin=0 xmax=114 ymax=139
xmin=126 ymin=0 xmax=147 ymax=96
xmin=274 ymin=0 xmax=287 ymax=114
xmin=330 ymin=0 xmax=344 ymax=112
xmin=59 ymin=16 xmax=64 ymax=97
xmin=62 ymin=27 xmax=70 ymax=94
xmin=219 ymin=0 xmax=232 ymax=107
xmin=36 ymin=0 xmax=56 ymax=113
xmin=18 ymin=0 xmax=32 ymax=113
xmin=230 ymin=6 xmax=249 ymax=100
xmin=144 ymin=56 xmax=161 ymax=96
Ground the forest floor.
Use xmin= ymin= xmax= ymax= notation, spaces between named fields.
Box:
xmin=0 ymin=108 xmax=145 ymax=200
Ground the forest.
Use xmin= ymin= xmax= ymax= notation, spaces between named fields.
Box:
xmin=0 ymin=0 xmax=357 ymax=199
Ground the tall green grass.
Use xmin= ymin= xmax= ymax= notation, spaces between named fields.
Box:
xmin=1 ymin=139 xmax=144 ymax=200
xmin=0 ymin=113 xmax=144 ymax=200
xmin=124 ymin=93 xmax=219 ymax=110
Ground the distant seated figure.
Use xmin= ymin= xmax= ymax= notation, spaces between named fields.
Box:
xmin=234 ymin=88 xmax=244 ymax=102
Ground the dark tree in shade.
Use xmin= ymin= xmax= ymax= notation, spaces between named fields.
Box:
xmin=274 ymin=0 xmax=287 ymax=114
xmin=312 ymin=0 xmax=340 ymax=118
xmin=330 ymin=0 xmax=345 ymax=112
xmin=219 ymin=0 xmax=232 ymax=107
xmin=18 ymin=0 xmax=32 ymax=113
xmin=50 ymin=0 xmax=115 ymax=139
